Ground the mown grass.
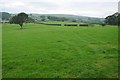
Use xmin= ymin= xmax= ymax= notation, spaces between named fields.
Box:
xmin=2 ymin=23 xmax=118 ymax=78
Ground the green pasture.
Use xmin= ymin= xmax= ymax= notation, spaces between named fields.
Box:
xmin=2 ymin=23 xmax=118 ymax=78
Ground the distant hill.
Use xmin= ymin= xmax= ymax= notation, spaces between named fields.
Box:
xmin=0 ymin=12 xmax=11 ymax=20
xmin=28 ymin=14 xmax=105 ymax=24
xmin=0 ymin=12 xmax=105 ymax=24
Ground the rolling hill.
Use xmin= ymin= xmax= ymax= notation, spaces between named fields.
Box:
xmin=0 ymin=12 xmax=105 ymax=24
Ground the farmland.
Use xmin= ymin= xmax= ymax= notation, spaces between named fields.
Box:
xmin=2 ymin=23 xmax=118 ymax=78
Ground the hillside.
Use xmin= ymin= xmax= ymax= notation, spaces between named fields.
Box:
xmin=0 ymin=12 xmax=105 ymax=24
xmin=28 ymin=14 xmax=105 ymax=23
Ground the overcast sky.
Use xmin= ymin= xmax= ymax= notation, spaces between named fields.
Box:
xmin=0 ymin=0 xmax=119 ymax=18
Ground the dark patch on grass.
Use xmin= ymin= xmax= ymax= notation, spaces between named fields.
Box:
xmin=35 ymin=59 xmax=38 ymax=63
xmin=64 ymin=66 xmax=67 ymax=69
xmin=89 ymin=49 xmax=108 ymax=54
xmin=107 ymin=41 xmax=111 ymax=44
xmin=57 ymin=40 xmax=62 ymax=42
xmin=54 ymin=75 xmax=60 ymax=78
xmin=24 ymin=55 xmax=27 ymax=56
xmin=8 ymin=66 xmax=14 ymax=70
xmin=104 ymin=56 xmax=116 ymax=59
xmin=36 ymin=59 xmax=44 ymax=63
xmin=102 ymin=50 xmax=106 ymax=53
xmin=61 ymin=48 xmax=67 ymax=50
xmin=89 ymin=42 xmax=98 ymax=44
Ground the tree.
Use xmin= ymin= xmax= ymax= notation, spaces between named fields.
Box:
xmin=47 ymin=16 xmax=68 ymax=21
xmin=9 ymin=15 xmax=17 ymax=24
xmin=40 ymin=15 xmax=45 ymax=19
xmin=26 ymin=17 xmax=35 ymax=23
xmin=41 ymin=18 xmax=45 ymax=21
xmin=105 ymin=12 xmax=119 ymax=25
xmin=72 ymin=19 xmax=77 ymax=22
xmin=10 ymin=12 xmax=28 ymax=29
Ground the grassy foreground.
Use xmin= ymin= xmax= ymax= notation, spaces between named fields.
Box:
xmin=2 ymin=23 xmax=118 ymax=78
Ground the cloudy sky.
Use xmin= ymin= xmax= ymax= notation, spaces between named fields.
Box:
xmin=0 ymin=0 xmax=119 ymax=18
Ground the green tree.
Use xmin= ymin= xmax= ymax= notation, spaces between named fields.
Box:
xmin=27 ymin=17 xmax=35 ymax=23
xmin=10 ymin=12 xmax=28 ymax=29
xmin=105 ymin=12 xmax=119 ymax=25
xmin=41 ymin=18 xmax=45 ymax=21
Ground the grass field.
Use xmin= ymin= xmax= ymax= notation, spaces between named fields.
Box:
xmin=0 ymin=24 xmax=2 ymax=79
xmin=2 ymin=23 xmax=118 ymax=78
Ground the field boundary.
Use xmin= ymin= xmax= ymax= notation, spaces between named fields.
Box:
xmin=39 ymin=22 xmax=89 ymax=27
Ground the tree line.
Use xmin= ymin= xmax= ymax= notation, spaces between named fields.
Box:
xmin=1 ymin=12 xmax=119 ymax=29
xmin=47 ymin=16 xmax=69 ymax=22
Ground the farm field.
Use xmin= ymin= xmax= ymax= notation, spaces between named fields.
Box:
xmin=2 ymin=23 xmax=118 ymax=78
